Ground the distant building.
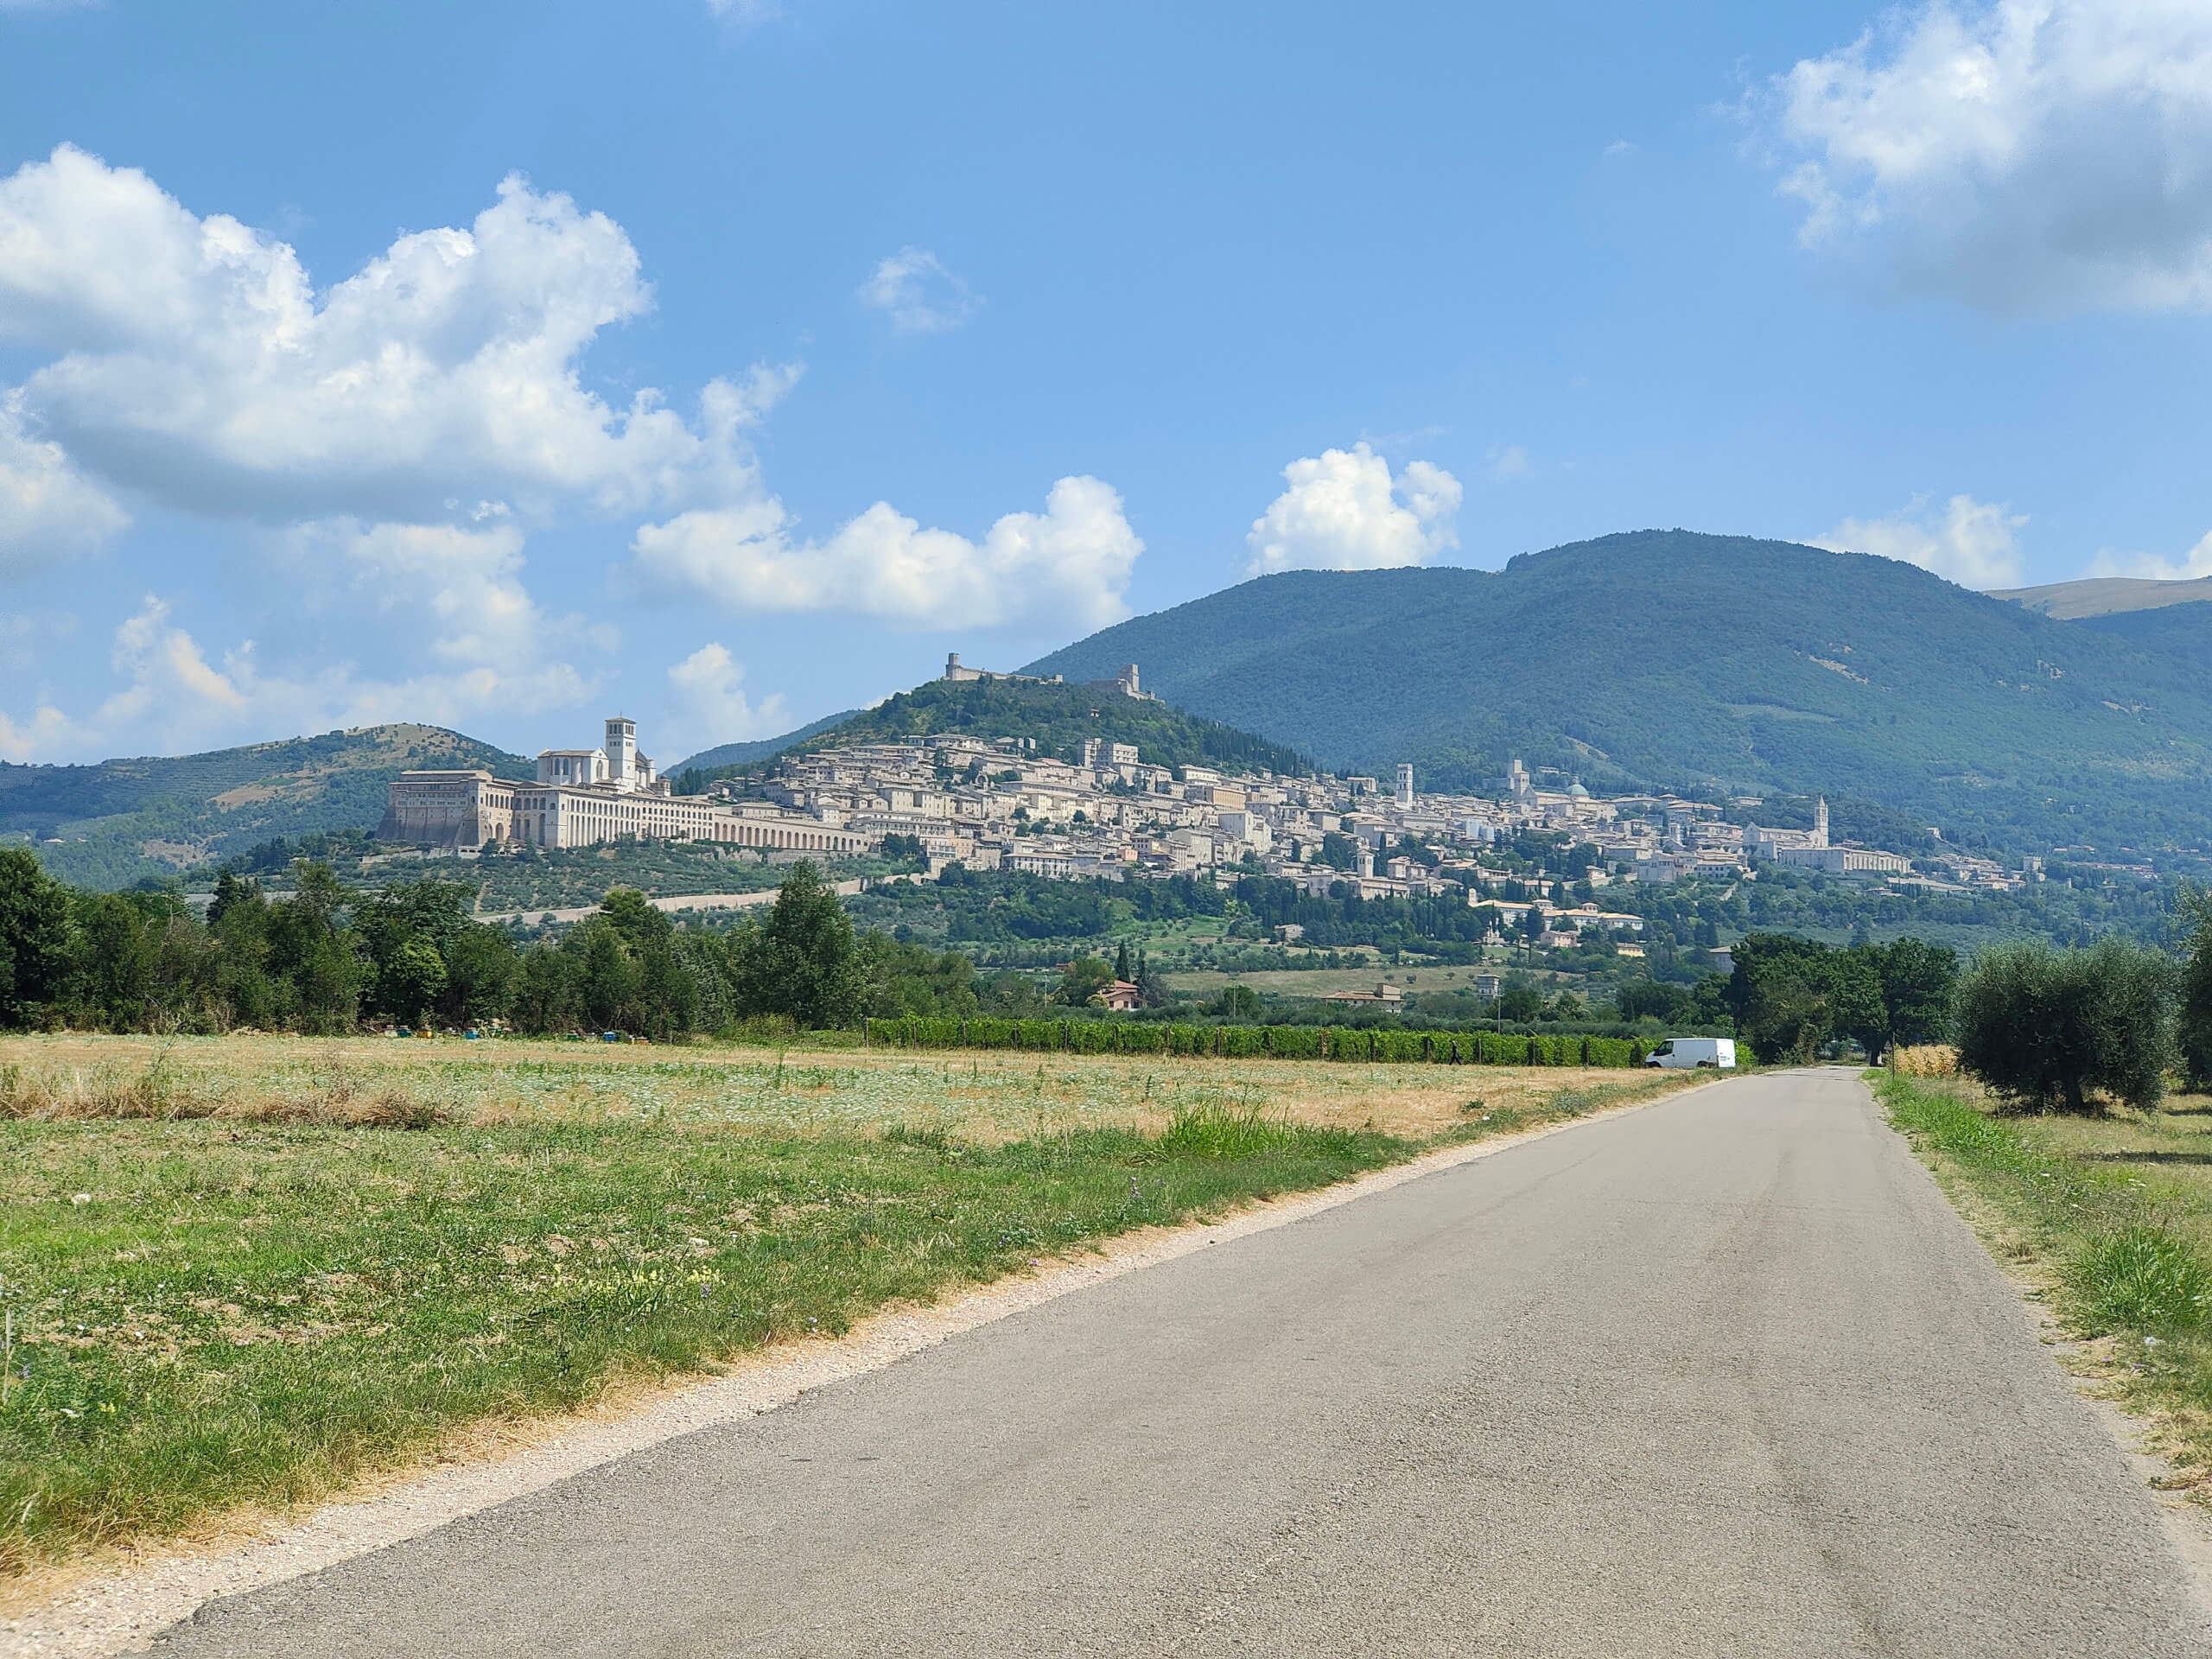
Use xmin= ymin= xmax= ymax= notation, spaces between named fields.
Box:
xmin=1325 ymin=982 xmax=1405 ymax=1005
xmin=1395 ymin=763 xmax=1414 ymax=810
xmin=1098 ymin=981 xmax=1144 ymax=1012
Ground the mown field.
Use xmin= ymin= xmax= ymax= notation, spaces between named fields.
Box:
xmin=1882 ymin=1071 xmax=2212 ymax=1498
xmin=0 ymin=1034 xmax=1694 ymax=1583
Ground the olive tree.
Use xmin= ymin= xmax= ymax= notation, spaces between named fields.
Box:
xmin=1955 ymin=938 xmax=2175 ymax=1114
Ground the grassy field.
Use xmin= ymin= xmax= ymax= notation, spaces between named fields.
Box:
xmin=1881 ymin=1071 xmax=2212 ymax=1497
xmin=0 ymin=1034 xmax=1694 ymax=1582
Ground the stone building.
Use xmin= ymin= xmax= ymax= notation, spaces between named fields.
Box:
xmin=380 ymin=716 xmax=870 ymax=856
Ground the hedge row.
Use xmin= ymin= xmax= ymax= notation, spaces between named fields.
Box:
xmin=864 ymin=1016 xmax=1648 ymax=1068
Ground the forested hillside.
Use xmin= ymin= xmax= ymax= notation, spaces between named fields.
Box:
xmin=1 ymin=725 xmax=526 ymax=890
xmin=1026 ymin=531 xmax=2212 ymax=856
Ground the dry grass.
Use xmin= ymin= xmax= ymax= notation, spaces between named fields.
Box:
xmin=0 ymin=1033 xmax=1680 ymax=1145
xmin=1890 ymin=1044 xmax=1961 ymax=1077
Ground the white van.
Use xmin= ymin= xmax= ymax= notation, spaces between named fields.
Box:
xmin=1643 ymin=1037 xmax=1737 ymax=1070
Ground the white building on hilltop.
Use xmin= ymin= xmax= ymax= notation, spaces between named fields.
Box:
xmin=380 ymin=716 xmax=870 ymax=856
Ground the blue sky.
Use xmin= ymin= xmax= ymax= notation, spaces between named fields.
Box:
xmin=3 ymin=0 xmax=2209 ymax=765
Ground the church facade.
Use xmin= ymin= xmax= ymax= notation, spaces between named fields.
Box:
xmin=379 ymin=717 xmax=871 ymax=856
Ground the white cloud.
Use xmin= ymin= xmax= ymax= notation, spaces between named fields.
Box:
xmin=1488 ymin=444 xmax=1530 ymax=480
xmin=705 ymin=0 xmax=783 ymax=22
xmin=1244 ymin=442 xmax=1462 ymax=576
xmin=1814 ymin=493 xmax=2025 ymax=587
xmin=0 ymin=144 xmax=765 ymax=522
xmin=628 ymin=474 xmax=1141 ymax=632
xmin=0 ymin=390 xmax=127 ymax=575
xmin=272 ymin=518 xmax=592 ymax=712
xmin=664 ymin=643 xmax=789 ymax=757
xmin=856 ymin=246 xmax=981 ymax=334
xmin=2088 ymin=529 xmax=2212 ymax=579
xmin=1774 ymin=0 xmax=2212 ymax=312
xmin=0 ymin=581 xmax=596 ymax=764
xmin=0 ymin=148 xmax=1144 ymax=757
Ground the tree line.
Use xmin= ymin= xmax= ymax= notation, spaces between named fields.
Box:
xmin=0 ymin=849 xmax=984 ymax=1038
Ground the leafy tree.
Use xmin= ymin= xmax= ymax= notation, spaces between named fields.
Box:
xmin=1870 ymin=937 xmax=1958 ymax=1054
xmin=1497 ymin=985 xmax=1544 ymax=1023
xmin=382 ymin=937 xmax=448 ymax=1024
xmin=1827 ymin=950 xmax=1891 ymax=1064
xmin=1213 ymin=983 xmax=1262 ymax=1020
xmin=1728 ymin=934 xmax=1845 ymax=1064
xmin=1056 ymin=955 xmax=1114 ymax=1006
xmin=1955 ymin=938 xmax=2175 ymax=1114
xmin=740 ymin=862 xmax=862 ymax=1028
xmin=1618 ymin=977 xmax=1690 ymax=1024
xmin=257 ymin=863 xmax=365 ymax=1033
xmin=2177 ymin=882 xmax=2212 ymax=1088
xmin=1113 ymin=940 xmax=1132 ymax=982
xmin=0 ymin=846 xmax=73 ymax=1027
xmin=857 ymin=934 xmax=980 ymax=1019
xmin=512 ymin=943 xmax=583 ymax=1033
xmin=438 ymin=924 xmax=518 ymax=1027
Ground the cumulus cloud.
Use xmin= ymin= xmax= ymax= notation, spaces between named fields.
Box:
xmin=664 ymin=643 xmax=790 ymax=756
xmin=856 ymin=247 xmax=982 ymax=334
xmin=0 ymin=144 xmax=765 ymax=522
xmin=1774 ymin=0 xmax=2212 ymax=312
xmin=1814 ymin=493 xmax=2026 ymax=587
xmin=0 ymin=391 xmax=127 ymax=575
xmin=628 ymin=474 xmax=1141 ymax=632
xmin=1244 ymin=442 xmax=1462 ymax=576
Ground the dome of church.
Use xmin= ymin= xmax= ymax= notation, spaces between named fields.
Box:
xmin=1567 ymin=780 xmax=1592 ymax=800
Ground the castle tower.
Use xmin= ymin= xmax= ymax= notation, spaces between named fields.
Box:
xmin=1395 ymin=763 xmax=1414 ymax=810
xmin=1814 ymin=796 xmax=1829 ymax=849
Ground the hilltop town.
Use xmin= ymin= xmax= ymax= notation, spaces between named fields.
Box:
xmin=381 ymin=657 xmax=2032 ymax=944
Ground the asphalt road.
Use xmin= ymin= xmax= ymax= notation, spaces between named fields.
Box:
xmin=155 ymin=1069 xmax=2212 ymax=1656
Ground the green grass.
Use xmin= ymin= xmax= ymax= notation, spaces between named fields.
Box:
xmin=0 ymin=1109 xmax=1406 ymax=1577
xmin=1879 ymin=1071 xmax=2212 ymax=1481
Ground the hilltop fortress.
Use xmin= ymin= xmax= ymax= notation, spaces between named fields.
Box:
xmin=378 ymin=716 xmax=868 ymax=855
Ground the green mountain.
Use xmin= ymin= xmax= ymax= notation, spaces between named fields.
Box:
xmin=2073 ymin=600 xmax=2212 ymax=651
xmin=2 ymin=724 xmax=527 ymax=890
xmin=673 ymin=709 xmax=859 ymax=775
xmin=695 ymin=674 xmax=1309 ymax=788
xmin=1023 ymin=530 xmax=2212 ymax=858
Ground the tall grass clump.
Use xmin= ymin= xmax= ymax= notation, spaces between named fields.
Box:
xmin=2071 ymin=1227 xmax=2212 ymax=1335
xmin=1157 ymin=1103 xmax=1303 ymax=1160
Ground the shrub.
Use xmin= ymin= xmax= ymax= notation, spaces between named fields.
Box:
xmin=1955 ymin=938 xmax=2175 ymax=1114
